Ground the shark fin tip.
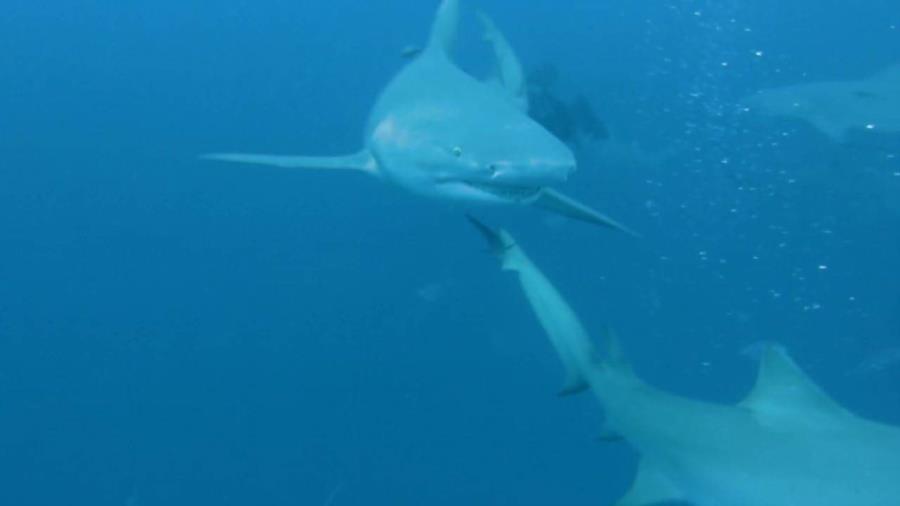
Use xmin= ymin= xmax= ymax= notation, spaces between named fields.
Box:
xmin=533 ymin=189 xmax=638 ymax=234
xmin=426 ymin=0 xmax=460 ymax=56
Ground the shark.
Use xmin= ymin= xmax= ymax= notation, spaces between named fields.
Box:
xmin=743 ymin=64 xmax=900 ymax=143
xmin=469 ymin=216 xmax=900 ymax=506
xmin=201 ymin=0 xmax=632 ymax=233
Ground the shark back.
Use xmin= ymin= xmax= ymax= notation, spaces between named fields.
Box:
xmin=472 ymin=221 xmax=900 ymax=506
xmin=604 ymin=344 xmax=900 ymax=506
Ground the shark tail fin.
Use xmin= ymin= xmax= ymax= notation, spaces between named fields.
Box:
xmin=466 ymin=215 xmax=531 ymax=272
xmin=200 ymin=150 xmax=376 ymax=174
xmin=426 ymin=0 xmax=460 ymax=57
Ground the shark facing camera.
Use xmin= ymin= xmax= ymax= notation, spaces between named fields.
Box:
xmin=202 ymin=0 xmax=633 ymax=234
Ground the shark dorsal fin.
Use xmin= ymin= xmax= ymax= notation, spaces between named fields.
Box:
xmin=741 ymin=345 xmax=848 ymax=422
xmin=600 ymin=325 xmax=634 ymax=377
xmin=615 ymin=460 xmax=685 ymax=506
xmin=426 ymin=0 xmax=460 ymax=57
xmin=476 ymin=11 xmax=528 ymax=111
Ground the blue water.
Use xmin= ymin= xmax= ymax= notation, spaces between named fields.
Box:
xmin=1 ymin=1 xmax=898 ymax=505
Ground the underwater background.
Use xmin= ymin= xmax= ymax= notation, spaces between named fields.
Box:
xmin=1 ymin=0 xmax=898 ymax=505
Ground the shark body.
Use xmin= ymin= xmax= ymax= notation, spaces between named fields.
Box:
xmin=470 ymin=217 xmax=900 ymax=506
xmin=744 ymin=64 xmax=900 ymax=143
xmin=203 ymin=1 xmax=631 ymax=233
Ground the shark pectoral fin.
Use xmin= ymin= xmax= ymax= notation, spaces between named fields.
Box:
xmin=532 ymin=189 xmax=639 ymax=236
xmin=476 ymin=11 xmax=528 ymax=111
xmin=616 ymin=460 xmax=685 ymax=506
xmin=200 ymin=150 xmax=377 ymax=175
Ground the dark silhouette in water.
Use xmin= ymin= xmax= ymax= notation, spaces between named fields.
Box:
xmin=526 ymin=64 xmax=609 ymax=148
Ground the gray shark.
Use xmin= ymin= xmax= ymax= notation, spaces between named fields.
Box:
xmin=202 ymin=0 xmax=632 ymax=233
xmin=469 ymin=217 xmax=900 ymax=505
xmin=743 ymin=64 xmax=900 ymax=142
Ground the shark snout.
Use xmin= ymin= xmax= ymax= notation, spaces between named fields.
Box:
xmin=541 ymin=158 xmax=576 ymax=180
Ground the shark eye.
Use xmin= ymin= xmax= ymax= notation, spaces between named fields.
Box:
xmin=451 ymin=146 xmax=463 ymax=158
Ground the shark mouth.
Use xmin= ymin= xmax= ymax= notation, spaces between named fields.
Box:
xmin=461 ymin=181 xmax=544 ymax=203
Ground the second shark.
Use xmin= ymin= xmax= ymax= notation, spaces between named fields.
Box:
xmin=470 ymin=217 xmax=900 ymax=506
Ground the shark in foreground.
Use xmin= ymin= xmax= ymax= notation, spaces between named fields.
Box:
xmin=743 ymin=64 xmax=900 ymax=143
xmin=202 ymin=0 xmax=632 ymax=233
xmin=469 ymin=217 xmax=900 ymax=506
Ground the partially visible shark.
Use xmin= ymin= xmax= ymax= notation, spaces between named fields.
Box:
xmin=202 ymin=0 xmax=632 ymax=233
xmin=469 ymin=217 xmax=900 ymax=505
xmin=743 ymin=64 xmax=900 ymax=143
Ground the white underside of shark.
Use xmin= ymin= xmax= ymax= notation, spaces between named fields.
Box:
xmin=470 ymin=217 xmax=900 ymax=506
xmin=744 ymin=64 xmax=900 ymax=143
xmin=202 ymin=0 xmax=632 ymax=233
